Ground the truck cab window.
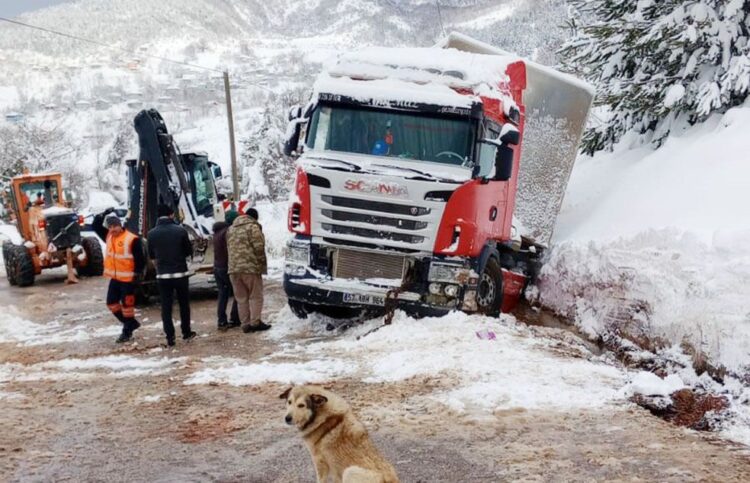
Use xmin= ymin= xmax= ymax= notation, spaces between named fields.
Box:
xmin=475 ymin=124 xmax=501 ymax=179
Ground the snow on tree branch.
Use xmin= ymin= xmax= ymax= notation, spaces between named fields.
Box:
xmin=559 ymin=0 xmax=750 ymax=154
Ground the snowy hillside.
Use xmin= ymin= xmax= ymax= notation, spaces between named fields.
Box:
xmin=0 ymin=0 xmax=567 ymax=205
xmin=542 ymin=104 xmax=750 ymax=375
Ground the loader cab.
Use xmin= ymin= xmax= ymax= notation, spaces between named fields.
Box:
xmin=181 ymin=153 xmax=219 ymax=218
xmin=10 ymin=174 xmax=65 ymax=241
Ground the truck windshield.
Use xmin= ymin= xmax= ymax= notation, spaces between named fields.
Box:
xmin=308 ymin=105 xmax=473 ymax=166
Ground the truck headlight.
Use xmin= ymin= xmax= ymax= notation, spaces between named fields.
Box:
xmin=285 ymin=243 xmax=310 ymax=266
xmin=428 ymin=262 xmax=470 ymax=284
xmin=444 ymin=284 xmax=459 ymax=297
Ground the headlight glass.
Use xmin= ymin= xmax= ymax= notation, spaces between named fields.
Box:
xmin=428 ymin=262 xmax=470 ymax=283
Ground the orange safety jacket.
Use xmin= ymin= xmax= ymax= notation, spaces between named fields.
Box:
xmin=104 ymin=230 xmax=138 ymax=282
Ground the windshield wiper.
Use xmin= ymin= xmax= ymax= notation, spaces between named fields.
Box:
xmin=372 ymin=164 xmax=439 ymax=181
xmin=312 ymin=156 xmax=362 ymax=172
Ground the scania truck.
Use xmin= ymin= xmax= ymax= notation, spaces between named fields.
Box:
xmin=282 ymin=33 xmax=594 ymax=318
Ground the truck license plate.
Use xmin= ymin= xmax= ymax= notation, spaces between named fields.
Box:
xmin=343 ymin=293 xmax=385 ymax=306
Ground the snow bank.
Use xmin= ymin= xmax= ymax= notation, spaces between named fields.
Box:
xmin=185 ymin=358 xmax=354 ymax=386
xmin=544 ymin=106 xmax=750 ymax=374
xmin=255 ymin=201 xmax=291 ymax=275
xmin=85 ymin=190 xmax=119 ymax=212
xmin=0 ymin=308 xmax=122 ymax=346
xmin=0 ymin=222 xmax=22 ymax=245
xmin=622 ymin=372 xmax=686 ymax=398
xmin=0 ymin=355 xmax=185 ymax=383
xmin=187 ymin=311 xmax=626 ymax=413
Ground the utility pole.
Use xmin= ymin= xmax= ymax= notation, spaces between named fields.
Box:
xmin=223 ymin=70 xmax=240 ymax=201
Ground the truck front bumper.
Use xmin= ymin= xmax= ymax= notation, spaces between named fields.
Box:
xmin=283 ymin=273 xmax=456 ymax=317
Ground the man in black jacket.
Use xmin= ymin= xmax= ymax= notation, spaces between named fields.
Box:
xmin=147 ymin=204 xmax=196 ymax=346
xmin=213 ymin=221 xmax=240 ymax=331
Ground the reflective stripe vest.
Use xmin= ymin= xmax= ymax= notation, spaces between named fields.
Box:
xmin=103 ymin=230 xmax=138 ymax=282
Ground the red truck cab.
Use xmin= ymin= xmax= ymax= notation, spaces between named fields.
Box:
xmin=282 ymin=35 xmax=593 ymax=319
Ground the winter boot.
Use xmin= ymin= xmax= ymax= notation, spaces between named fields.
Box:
xmin=244 ymin=321 xmax=271 ymax=333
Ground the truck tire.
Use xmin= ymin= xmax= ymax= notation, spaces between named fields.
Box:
xmin=77 ymin=237 xmax=104 ymax=277
xmin=2 ymin=242 xmax=16 ymax=285
xmin=6 ymin=244 xmax=35 ymax=287
xmin=476 ymin=257 xmax=503 ymax=316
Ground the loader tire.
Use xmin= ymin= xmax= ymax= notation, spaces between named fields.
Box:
xmin=2 ymin=242 xmax=16 ymax=286
xmin=476 ymin=257 xmax=503 ymax=316
xmin=6 ymin=244 xmax=35 ymax=287
xmin=78 ymin=237 xmax=104 ymax=277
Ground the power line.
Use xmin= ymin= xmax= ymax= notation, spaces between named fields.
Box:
xmin=0 ymin=16 xmax=224 ymax=74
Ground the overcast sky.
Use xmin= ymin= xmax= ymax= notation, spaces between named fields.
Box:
xmin=0 ymin=0 xmax=73 ymax=18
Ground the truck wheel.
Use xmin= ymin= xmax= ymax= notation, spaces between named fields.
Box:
xmin=7 ymin=244 xmax=35 ymax=287
xmin=288 ymin=300 xmax=309 ymax=319
xmin=476 ymin=257 xmax=503 ymax=315
xmin=77 ymin=237 xmax=104 ymax=277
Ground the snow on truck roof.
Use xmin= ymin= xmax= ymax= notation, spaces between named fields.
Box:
xmin=314 ymin=46 xmax=520 ymax=110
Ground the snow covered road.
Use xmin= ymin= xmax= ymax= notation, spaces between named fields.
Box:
xmin=1 ymin=273 xmax=749 ymax=481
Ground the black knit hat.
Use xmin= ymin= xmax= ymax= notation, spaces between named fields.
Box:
xmin=157 ymin=204 xmax=174 ymax=217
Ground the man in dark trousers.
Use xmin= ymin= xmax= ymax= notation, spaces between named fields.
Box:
xmin=213 ymin=220 xmax=240 ymax=331
xmin=147 ymin=204 xmax=196 ymax=346
xmin=93 ymin=210 xmax=144 ymax=344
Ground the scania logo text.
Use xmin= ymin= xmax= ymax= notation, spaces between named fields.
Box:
xmin=344 ymin=179 xmax=408 ymax=198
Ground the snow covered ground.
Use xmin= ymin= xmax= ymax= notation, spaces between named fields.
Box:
xmin=187 ymin=310 xmax=626 ymax=414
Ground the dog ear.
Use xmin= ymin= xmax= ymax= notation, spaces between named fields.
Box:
xmin=279 ymin=387 xmax=292 ymax=400
xmin=310 ymin=394 xmax=328 ymax=407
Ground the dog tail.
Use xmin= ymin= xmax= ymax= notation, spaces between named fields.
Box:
xmin=342 ymin=466 xmax=387 ymax=483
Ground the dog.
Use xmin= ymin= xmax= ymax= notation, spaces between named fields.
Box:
xmin=280 ymin=385 xmax=399 ymax=483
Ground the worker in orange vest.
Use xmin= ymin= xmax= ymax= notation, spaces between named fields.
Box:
xmin=93 ymin=211 xmax=145 ymax=343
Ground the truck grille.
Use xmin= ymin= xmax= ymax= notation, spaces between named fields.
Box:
xmin=321 ymin=209 xmax=428 ymax=230
xmin=333 ymin=248 xmax=406 ymax=281
xmin=321 ymin=195 xmax=430 ymax=217
xmin=322 ymin=223 xmax=425 ymax=244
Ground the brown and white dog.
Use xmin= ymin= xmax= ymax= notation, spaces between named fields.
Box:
xmin=280 ymin=385 xmax=399 ymax=483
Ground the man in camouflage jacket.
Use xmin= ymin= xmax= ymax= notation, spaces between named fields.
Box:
xmin=227 ymin=207 xmax=271 ymax=333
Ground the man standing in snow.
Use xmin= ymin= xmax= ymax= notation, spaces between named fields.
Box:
xmin=147 ymin=205 xmax=196 ymax=347
xmin=227 ymin=207 xmax=271 ymax=333
xmin=213 ymin=220 xmax=240 ymax=331
xmin=93 ymin=211 xmax=144 ymax=344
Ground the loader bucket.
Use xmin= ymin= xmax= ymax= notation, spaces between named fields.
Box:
xmin=439 ymin=33 xmax=595 ymax=245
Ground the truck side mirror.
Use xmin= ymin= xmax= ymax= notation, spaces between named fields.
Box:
xmin=284 ymin=106 xmax=306 ymax=157
xmin=500 ymin=129 xmax=519 ymax=146
xmin=283 ymin=122 xmax=302 ymax=157
xmin=288 ymin=105 xmax=302 ymax=122
xmin=494 ymin=146 xmax=514 ymax=182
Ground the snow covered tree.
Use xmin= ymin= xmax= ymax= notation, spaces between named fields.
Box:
xmin=0 ymin=123 xmax=80 ymax=178
xmin=239 ymin=106 xmax=291 ymax=202
xmin=560 ymin=0 xmax=750 ymax=153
